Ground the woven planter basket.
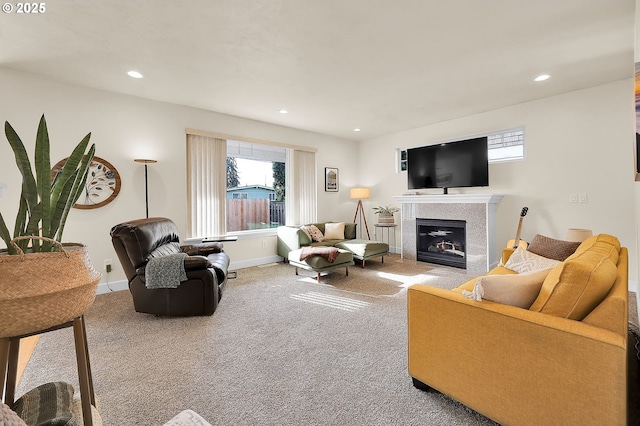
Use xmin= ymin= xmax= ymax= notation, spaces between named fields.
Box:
xmin=377 ymin=213 xmax=395 ymax=225
xmin=0 ymin=237 xmax=100 ymax=338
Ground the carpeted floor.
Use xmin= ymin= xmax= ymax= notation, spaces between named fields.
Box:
xmin=15 ymin=255 xmax=636 ymax=425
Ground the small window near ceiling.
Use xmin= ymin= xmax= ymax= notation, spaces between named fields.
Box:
xmin=487 ymin=127 xmax=524 ymax=163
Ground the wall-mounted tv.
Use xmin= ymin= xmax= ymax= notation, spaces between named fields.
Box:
xmin=407 ymin=137 xmax=489 ymax=194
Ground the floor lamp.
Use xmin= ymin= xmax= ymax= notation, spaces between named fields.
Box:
xmin=350 ymin=187 xmax=370 ymax=240
xmin=134 ymin=159 xmax=157 ymax=218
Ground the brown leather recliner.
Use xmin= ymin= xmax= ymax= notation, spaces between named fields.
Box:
xmin=110 ymin=217 xmax=229 ymax=316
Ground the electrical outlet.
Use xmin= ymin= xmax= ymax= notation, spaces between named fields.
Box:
xmin=262 ymin=240 xmax=267 ymax=249
xmin=578 ymin=193 xmax=588 ymax=203
xmin=104 ymin=258 xmax=112 ymax=272
xmin=569 ymin=194 xmax=578 ymax=203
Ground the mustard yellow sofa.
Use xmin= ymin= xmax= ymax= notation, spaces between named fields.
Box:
xmin=408 ymin=234 xmax=628 ymax=426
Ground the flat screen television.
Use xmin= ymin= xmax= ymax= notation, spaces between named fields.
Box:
xmin=407 ymin=137 xmax=489 ymax=194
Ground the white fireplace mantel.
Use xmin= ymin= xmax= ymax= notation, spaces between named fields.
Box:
xmin=392 ymin=193 xmax=504 ymax=273
xmin=393 ymin=193 xmax=503 ymax=204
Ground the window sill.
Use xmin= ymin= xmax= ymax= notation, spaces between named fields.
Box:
xmin=184 ymin=228 xmax=277 ymax=244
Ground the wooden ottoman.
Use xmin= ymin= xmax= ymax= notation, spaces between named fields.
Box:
xmin=334 ymin=239 xmax=389 ymax=267
xmin=288 ymin=248 xmax=354 ymax=283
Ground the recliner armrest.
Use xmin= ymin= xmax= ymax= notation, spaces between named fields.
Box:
xmin=181 ymin=243 xmax=223 ymax=256
xmin=184 ymin=255 xmax=211 ymax=270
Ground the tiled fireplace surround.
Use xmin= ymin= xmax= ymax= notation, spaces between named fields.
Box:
xmin=392 ymin=194 xmax=504 ymax=275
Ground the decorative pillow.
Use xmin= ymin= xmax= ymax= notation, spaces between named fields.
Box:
xmin=323 ymin=222 xmax=345 ymax=240
xmin=503 ymin=247 xmax=560 ymax=274
xmin=527 ymin=234 xmax=581 ymax=261
xmin=462 ymin=268 xmax=552 ymax=308
xmin=13 ymin=382 xmax=76 ymax=426
xmin=146 ymin=242 xmax=181 ymax=260
xmin=301 ymin=225 xmax=324 ymax=242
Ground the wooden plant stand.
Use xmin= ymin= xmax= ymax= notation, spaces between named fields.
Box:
xmin=0 ymin=315 xmax=96 ymax=425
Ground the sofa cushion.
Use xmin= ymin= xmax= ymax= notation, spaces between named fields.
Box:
xmin=324 ymin=222 xmax=345 ymax=239
xmin=529 ymin=256 xmax=618 ymax=320
xmin=462 ymin=268 xmax=552 ymax=308
xmin=503 ymin=247 xmax=560 ymax=274
xmin=527 ymin=234 xmax=581 ymax=261
xmin=567 ymin=234 xmax=620 ymax=264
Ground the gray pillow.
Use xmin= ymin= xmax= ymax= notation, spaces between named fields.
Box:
xmin=13 ymin=382 xmax=76 ymax=426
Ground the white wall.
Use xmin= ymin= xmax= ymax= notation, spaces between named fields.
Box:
xmin=358 ymin=79 xmax=638 ymax=284
xmin=0 ymin=68 xmax=359 ymax=284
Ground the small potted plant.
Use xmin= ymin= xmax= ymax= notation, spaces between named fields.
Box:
xmin=372 ymin=205 xmax=400 ymax=225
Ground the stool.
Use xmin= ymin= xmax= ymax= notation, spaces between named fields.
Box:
xmin=335 ymin=239 xmax=389 ymax=268
xmin=288 ymin=248 xmax=354 ymax=283
xmin=0 ymin=316 xmax=96 ymax=426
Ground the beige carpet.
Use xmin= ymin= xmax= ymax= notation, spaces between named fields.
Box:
xmin=16 ymin=256 xmax=634 ymax=425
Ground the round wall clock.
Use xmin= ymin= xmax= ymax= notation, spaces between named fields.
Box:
xmin=52 ymin=156 xmax=121 ymax=209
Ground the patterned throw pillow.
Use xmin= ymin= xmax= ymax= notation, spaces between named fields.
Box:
xmin=503 ymin=247 xmax=560 ymax=274
xmin=527 ymin=234 xmax=581 ymax=261
xmin=301 ymin=225 xmax=324 ymax=242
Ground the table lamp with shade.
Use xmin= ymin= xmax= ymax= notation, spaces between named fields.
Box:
xmin=565 ymin=228 xmax=593 ymax=242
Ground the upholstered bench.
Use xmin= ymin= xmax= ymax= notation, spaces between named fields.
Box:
xmin=288 ymin=248 xmax=354 ymax=283
xmin=334 ymin=239 xmax=389 ymax=267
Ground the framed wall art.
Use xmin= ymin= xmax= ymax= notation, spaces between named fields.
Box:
xmin=52 ymin=156 xmax=121 ymax=209
xmin=325 ymin=167 xmax=338 ymax=192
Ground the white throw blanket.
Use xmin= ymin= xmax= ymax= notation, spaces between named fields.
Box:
xmin=145 ymin=253 xmax=188 ymax=289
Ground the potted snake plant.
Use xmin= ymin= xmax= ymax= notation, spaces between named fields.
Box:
xmin=0 ymin=114 xmax=101 ymax=338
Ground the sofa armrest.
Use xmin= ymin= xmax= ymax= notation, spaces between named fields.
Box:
xmin=407 ymin=285 xmax=626 ymax=426
xmin=277 ymin=226 xmax=306 ymax=258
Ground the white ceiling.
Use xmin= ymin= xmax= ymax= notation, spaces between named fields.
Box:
xmin=0 ymin=1 xmax=634 ymax=141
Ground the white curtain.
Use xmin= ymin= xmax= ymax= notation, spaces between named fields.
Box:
xmin=286 ymin=149 xmax=317 ymax=225
xmin=186 ymin=134 xmax=227 ymax=238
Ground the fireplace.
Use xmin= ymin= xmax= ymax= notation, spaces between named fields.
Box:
xmin=416 ymin=218 xmax=466 ymax=269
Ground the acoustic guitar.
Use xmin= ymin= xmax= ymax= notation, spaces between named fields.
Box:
xmin=506 ymin=207 xmax=529 ymax=249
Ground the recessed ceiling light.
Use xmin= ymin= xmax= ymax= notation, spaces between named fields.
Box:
xmin=534 ymin=74 xmax=550 ymax=82
xmin=278 ymin=109 xmax=288 ymax=114
xmin=127 ymin=70 xmax=143 ymax=79
xmin=353 ymin=128 xmax=361 ymax=132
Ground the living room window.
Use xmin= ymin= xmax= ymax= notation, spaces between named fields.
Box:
xmin=186 ymin=130 xmax=317 ymax=238
xmin=226 ymin=140 xmax=286 ymax=232
xmin=397 ymin=126 xmax=525 ymax=172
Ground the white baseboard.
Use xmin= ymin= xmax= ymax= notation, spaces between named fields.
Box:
xmin=229 ymin=255 xmax=283 ymax=270
xmin=96 ymin=256 xmax=284 ymax=295
xmin=97 ymin=279 xmax=128 ymax=294
xmin=630 ymin=280 xmax=638 ymax=293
